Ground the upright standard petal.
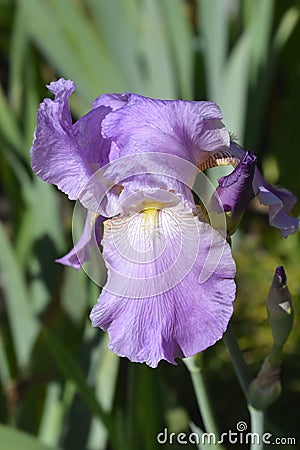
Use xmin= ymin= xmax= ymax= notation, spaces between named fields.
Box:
xmin=214 ymin=151 xmax=257 ymax=214
xmin=30 ymin=79 xmax=93 ymax=199
xmin=92 ymin=92 xmax=130 ymax=111
xmin=30 ymin=79 xmax=126 ymax=200
xmin=101 ymin=94 xmax=230 ymax=166
xmin=90 ymin=206 xmax=236 ymax=367
xmin=73 ymin=93 xmax=131 ymax=166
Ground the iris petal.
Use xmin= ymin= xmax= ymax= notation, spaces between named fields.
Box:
xmin=253 ymin=169 xmax=299 ymax=237
xmin=30 ymin=79 xmax=93 ymax=199
xmin=90 ymin=206 xmax=236 ymax=367
xmin=92 ymin=93 xmax=130 ymax=111
xmin=30 ymin=80 xmax=127 ymax=200
xmin=214 ymin=151 xmax=257 ymax=213
xmin=101 ymin=94 xmax=230 ymax=165
xmin=79 ymin=153 xmax=199 ymax=217
xmin=221 ymin=142 xmax=299 ymax=236
xmin=56 ymin=211 xmax=104 ymax=269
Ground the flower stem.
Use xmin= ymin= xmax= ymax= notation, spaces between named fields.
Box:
xmin=224 ymin=323 xmax=266 ymax=448
xmin=267 ymin=344 xmax=282 ymax=367
xmin=249 ymin=405 xmax=264 ymax=450
xmin=183 ymin=356 xmax=220 ymax=440
xmin=223 ymin=321 xmax=252 ymax=401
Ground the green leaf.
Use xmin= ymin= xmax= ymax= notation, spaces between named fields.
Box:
xmin=87 ymin=335 xmax=120 ymax=450
xmin=60 ymin=268 xmax=89 ymax=323
xmin=38 ymin=382 xmax=75 ymax=448
xmin=219 ymin=29 xmax=253 ymax=141
xmin=15 ymin=178 xmax=64 ymax=272
xmin=243 ymin=0 xmax=274 ymax=84
xmin=273 ymin=6 xmax=300 ymax=52
xmin=245 ymin=6 xmax=300 ymax=152
xmin=24 ymin=62 xmax=40 ymax=153
xmin=85 ymin=0 xmax=143 ymax=92
xmin=20 ymin=0 xmax=124 ymax=102
xmin=27 ymin=178 xmax=64 ymax=250
xmin=198 ymin=0 xmax=228 ymax=101
xmin=8 ymin=1 xmax=28 ymax=118
xmin=0 ymin=424 xmax=60 ymax=450
xmin=0 ymin=85 xmax=23 ymax=154
xmin=41 ymin=329 xmax=123 ymax=450
xmin=160 ymin=0 xmax=194 ymax=99
xmin=139 ymin=0 xmax=176 ymax=98
xmin=0 ymin=331 xmax=11 ymax=385
xmin=0 ymin=222 xmax=40 ymax=370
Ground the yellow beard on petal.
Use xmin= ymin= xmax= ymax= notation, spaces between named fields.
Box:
xmin=141 ymin=207 xmax=159 ymax=234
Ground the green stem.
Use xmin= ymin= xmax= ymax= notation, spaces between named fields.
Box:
xmin=224 ymin=323 xmax=266 ymax=448
xmin=268 ymin=344 xmax=282 ymax=367
xmin=183 ymin=356 xmax=220 ymax=440
xmin=249 ymin=405 xmax=264 ymax=450
xmin=223 ymin=322 xmax=252 ymax=401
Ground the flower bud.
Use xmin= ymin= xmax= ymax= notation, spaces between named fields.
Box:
xmin=267 ymin=266 xmax=294 ymax=348
xmin=248 ymin=358 xmax=281 ymax=410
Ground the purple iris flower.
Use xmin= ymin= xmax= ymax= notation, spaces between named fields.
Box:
xmin=215 ymin=142 xmax=299 ymax=237
xmin=30 ymin=79 xmax=297 ymax=367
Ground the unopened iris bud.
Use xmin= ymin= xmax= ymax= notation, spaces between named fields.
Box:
xmin=267 ymin=266 xmax=294 ymax=349
xmin=249 ymin=358 xmax=281 ymax=410
xmin=248 ymin=266 xmax=294 ymax=409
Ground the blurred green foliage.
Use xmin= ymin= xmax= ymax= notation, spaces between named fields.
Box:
xmin=0 ymin=0 xmax=299 ymax=449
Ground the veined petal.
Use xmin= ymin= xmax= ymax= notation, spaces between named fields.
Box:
xmin=79 ymin=153 xmax=198 ymax=217
xmin=92 ymin=93 xmax=130 ymax=111
xmin=215 ymin=142 xmax=299 ymax=237
xmin=90 ymin=206 xmax=236 ymax=367
xmin=30 ymin=79 xmax=93 ymax=199
xmin=31 ymin=79 xmax=123 ymax=200
xmin=56 ymin=211 xmax=104 ymax=269
xmin=72 ymin=107 xmax=112 ymax=167
xmin=214 ymin=151 xmax=257 ymax=213
xmin=101 ymin=94 xmax=230 ymax=166
xmin=253 ymin=169 xmax=299 ymax=237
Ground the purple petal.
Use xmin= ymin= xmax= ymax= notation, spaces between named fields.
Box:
xmin=227 ymin=141 xmax=245 ymax=160
xmin=30 ymin=79 xmax=93 ymax=199
xmin=56 ymin=212 xmax=104 ymax=269
xmin=31 ymin=79 xmax=123 ymax=200
xmin=92 ymin=93 xmax=130 ymax=111
xmin=72 ymin=107 xmax=112 ymax=168
xmin=253 ymin=168 xmax=299 ymax=237
xmin=274 ymin=265 xmax=287 ymax=287
xmin=214 ymin=151 xmax=257 ymax=213
xmin=227 ymin=142 xmax=299 ymax=237
xmin=101 ymin=94 xmax=230 ymax=165
xmin=90 ymin=206 xmax=236 ymax=367
xmin=79 ymin=152 xmax=199 ymax=217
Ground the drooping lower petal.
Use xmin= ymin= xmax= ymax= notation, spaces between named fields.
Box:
xmin=90 ymin=206 xmax=236 ymax=367
xmin=56 ymin=211 xmax=104 ymax=269
xmin=253 ymin=169 xmax=299 ymax=237
xmin=225 ymin=142 xmax=299 ymax=237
